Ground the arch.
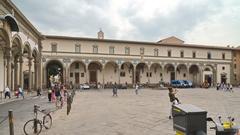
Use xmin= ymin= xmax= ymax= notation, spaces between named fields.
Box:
xmin=189 ymin=64 xmax=200 ymax=86
xmin=69 ymin=60 xmax=87 ymax=85
xmin=136 ymin=62 xmax=148 ymax=84
xmin=88 ymin=61 xmax=103 ymax=84
xmin=120 ymin=62 xmax=134 ymax=85
xmin=45 ymin=60 xmax=64 ymax=88
xmin=2 ymin=14 xmax=19 ymax=32
xmin=12 ymin=34 xmax=22 ymax=47
xmin=163 ymin=63 xmax=175 ymax=83
xmin=203 ymin=65 xmax=214 ymax=87
xmin=104 ymin=61 xmax=119 ymax=85
xmin=150 ymin=63 xmax=162 ymax=83
xmin=32 ymin=48 xmax=40 ymax=60
xmin=176 ymin=64 xmax=188 ymax=80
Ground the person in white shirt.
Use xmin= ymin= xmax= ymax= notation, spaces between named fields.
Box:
xmin=18 ymin=85 xmax=24 ymax=99
xmin=135 ymin=83 xmax=139 ymax=95
xmin=4 ymin=86 xmax=11 ymax=99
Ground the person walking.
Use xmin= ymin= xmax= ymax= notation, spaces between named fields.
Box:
xmin=112 ymin=82 xmax=118 ymax=97
xmin=4 ymin=86 xmax=11 ymax=99
xmin=18 ymin=85 xmax=24 ymax=99
xmin=135 ymin=83 xmax=139 ymax=95
xmin=37 ymin=87 xmax=41 ymax=96
xmin=48 ymin=89 xmax=52 ymax=102
xmin=168 ymin=87 xmax=180 ymax=119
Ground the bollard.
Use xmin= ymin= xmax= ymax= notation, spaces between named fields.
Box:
xmin=8 ymin=110 xmax=14 ymax=135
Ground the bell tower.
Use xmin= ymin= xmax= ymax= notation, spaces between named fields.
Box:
xmin=97 ymin=28 xmax=104 ymax=39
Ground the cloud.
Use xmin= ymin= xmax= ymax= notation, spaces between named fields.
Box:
xmin=12 ymin=0 xmax=240 ymax=46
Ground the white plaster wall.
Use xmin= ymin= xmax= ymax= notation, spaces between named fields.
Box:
xmin=149 ymin=67 xmax=162 ymax=83
xmin=69 ymin=63 xmax=86 ymax=84
xmin=103 ymin=64 xmax=119 ymax=84
xmin=119 ymin=64 xmax=132 ymax=84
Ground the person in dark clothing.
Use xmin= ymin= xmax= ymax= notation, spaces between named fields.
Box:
xmin=48 ymin=89 xmax=52 ymax=102
xmin=37 ymin=87 xmax=41 ymax=96
xmin=168 ymin=87 xmax=180 ymax=119
xmin=112 ymin=82 xmax=118 ymax=97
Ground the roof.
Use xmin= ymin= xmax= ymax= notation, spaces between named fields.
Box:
xmin=157 ymin=36 xmax=184 ymax=44
xmin=44 ymin=35 xmax=239 ymax=51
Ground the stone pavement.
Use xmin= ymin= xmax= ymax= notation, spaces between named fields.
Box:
xmin=43 ymin=88 xmax=240 ymax=135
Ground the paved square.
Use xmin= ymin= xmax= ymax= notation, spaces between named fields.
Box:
xmin=44 ymin=88 xmax=240 ymax=135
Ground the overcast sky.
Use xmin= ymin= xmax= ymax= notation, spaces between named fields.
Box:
xmin=12 ymin=0 xmax=240 ymax=46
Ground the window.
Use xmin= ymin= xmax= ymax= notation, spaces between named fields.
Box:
xmin=222 ymin=53 xmax=225 ymax=60
xmin=51 ymin=43 xmax=57 ymax=52
xmin=234 ymin=64 xmax=237 ymax=69
xmin=183 ymin=73 xmax=186 ymax=77
xmin=168 ymin=50 xmax=171 ymax=57
xmin=233 ymin=52 xmax=236 ymax=57
xmin=75 ymin=44 xmax=81 ymax=53
xmin=192 ymin=51 xmax=196 ymax=58
xmin=234 ymin=74 xmax=237 ymax=80
xmin=154 ymin=49 xmax=158 ymax=56
xmin=75 ymin=63 xmax=79 ymax=69
xmin=125 ymin=47 xmax=130 ymax=55
xmin=146 ymin=72 xmax=149 ymax=77
xmin=207 ymin=52 xmax=211 ymax=59
xmin=120 ymin=72 xmax=125 ymax=77
xmin=81 ymin=73 xmax=84 ymax=77
xmin=160 ymin=73 xmax=162 ymax=77
xmin=180 ymin=51 xmax=184 ymax=58
xmin=149 ymin=72 xmax=152 ymax=77
xmin=140 ymin=48 xmax=144 ymax=55
xmin=109 ymin=46 xmax=114 ymax=54
xmin=70 ymin=73 xmax=73 ymax=77
xmin=93 ymin=45 xmax=98 ymax=53
xmin=222 ymin=66 xmax=225 ymax=70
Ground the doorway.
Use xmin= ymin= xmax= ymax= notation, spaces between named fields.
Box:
xmin=89 ymin=71 xmax=97 ymax=83
xmin=75 ymin=73 xmax=79 ymax=84
xmin=170 ymin=72 xmax=175 ymax=81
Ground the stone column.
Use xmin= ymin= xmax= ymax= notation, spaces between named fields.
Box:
xmin=14 ymin=59 xmax=18 ymax=90
xmin=118 ymin=65 xmax=121 ymax=84
xmin=147 ymin=65 xmax=150 ymax=84
xmin=133 ymin=65 xmax=136 ymax=85
xmin=34 ymin=60 xmax=38 ymax=91
xmin=28 ymin=57 xmax=33 ymax=91
xmin=19 ymin=56 xmax=23 ymax=88
xmin=6 ymin=50 xmax=11 ymax=89
xmin=85 ymin=64 xmax=89 ymax=83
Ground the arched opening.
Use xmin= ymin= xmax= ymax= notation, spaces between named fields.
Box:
xmin=22 ymin=43 xmax=31 ymax=90
xmin=176 ymin=64 xmax=188 ymax=80
xmin=149 ymin=63 xmax=162 ymax=84
xmin=164 ymin=64 xmax=175 ymax=83
xmin=46 ymin=60 xmax=63 ymax=88
xmin=136 ymin=63 xmax=148 ymax=84
xmin=88 ymin=61 xmax=102 ymax=85
xmin=69 ymin=61 xmax=86 ymax=86
xmin=11 ymin=36 xmax=22 ymax=90
xmin=32 ymin=49 xmax=40 ymax=90
xmin=203 ymin=66 xmax=214 ymax=86
xmin=120 ymin=62 xmax=134 ymax=85
xmin=104 ymin=61 xmax=119 ymax=85
xmin=189 ymin=65 xmax=200 ymax=86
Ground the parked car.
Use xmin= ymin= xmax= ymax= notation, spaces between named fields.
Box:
xmin=178 ymin=80 xmax=187 ymax=88
xmin=171 ymin=80 xmax=182 ymax=88
xmin=80 ymin=84 xmax=90 ymax=90
xmin=183 ymin=80 xmax=193 ymax=88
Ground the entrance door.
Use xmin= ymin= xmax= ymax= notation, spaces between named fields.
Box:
xmin=89 ymin=71 xmax=97 ymax=83
xmin=136 ymin=71 xmax=140 ymax=83
xmin=221 ymin=74 xmax=226 ymax=84
xmin=170 ymin=72 xmax=175 ymax=81
xmin=75 ymin=73 xmax=79 ymax=84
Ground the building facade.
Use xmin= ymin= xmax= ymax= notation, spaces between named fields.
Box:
xmin=0 ymin=0 xmax=239 ymax=91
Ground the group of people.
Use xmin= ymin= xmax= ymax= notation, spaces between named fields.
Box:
xmin=216 ymin=83 xmax=233 ymax=92
xmin=112 ymin=83 xmax=140 ymax=96
xmin=4 ymin=85 xmax=24 ymax=99
xmin=48 ymin=83 xmax=68 ymax=107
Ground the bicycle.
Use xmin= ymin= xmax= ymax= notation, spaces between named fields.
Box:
xmin=207 ymin=116 xmax=240 ymax=135
xmin=23 ymin=105 xmax=52 ymax=135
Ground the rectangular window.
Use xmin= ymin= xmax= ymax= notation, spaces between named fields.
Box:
xmin=120 ymin=72 xmax=125 ymax=77
xmin=234 ymin=64 xmax=237 ymax=69
xmin=234 ymin=74 xmax=237 ymax=80
xmin=180 ymin=51 xmax=184 ymax=58
xmin=222 ymin=53 xmax=225 ymax=60
xmin=75 ymin=63 xmax=79 ymax=69
xmin=149 ymin=72 xmax=152 ymax=77
xmin=125 ymin=47 xmax=130 ymax=55
xmin=233 ymin=52 xmax=236 ymax=57
xmin=75 ymin=44 xmax=81 ymax=53
xmin=207 ymin=52 xmax=211 ymax=59
xmin=154 ymin=49 xmax=158 ymax=56
xmin=51 ymin=43 xmax=57 ymax=52
xmin=140 ymin=48 xmax=144 ymax=55
xmin=192 ymin=51 xmax=196 ymax=58
xmin=168 ymin=50 xmax=171 ymax=57
xmin=70 ymin=73 xmax=73 ymax=77
xmin=93 ymin=45 xmax=98 ymax=53
xmin=109 ymin=46 xmax=114 ymax=54
xmin=146 ymin=72 xmax=149 ymax=77
xmin=81 ymin=73 xmax=84 ymax=77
